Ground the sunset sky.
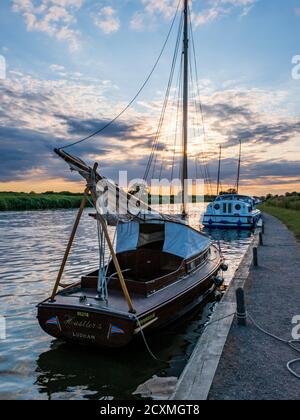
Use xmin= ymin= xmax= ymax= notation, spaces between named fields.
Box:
xmin=0 ymin=0 xmax=300 ymax=196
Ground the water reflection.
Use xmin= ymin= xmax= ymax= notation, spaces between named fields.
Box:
xmin=205 ymin=228 xmax=253 ymax=242
xmin=35 ymin=340 xmax=164 ymax=400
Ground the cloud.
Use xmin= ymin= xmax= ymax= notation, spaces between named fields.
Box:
xmin=0 ymin=71 xmax=154 ymax=181
xmin=206 ymin=156 xmax=300 ymax=191
xmin=12 ymin=0 xmax=83 ymax=50
xmin=94 ymin=6 xmax=120 ymax=34
xmin=50 ymin=64 xmax=66 ymax=73
xmin=0 ymin=69 xmax=299 ymax=193
xmin=129 ymin=0 xmax=179 ymax=31
xmin=140 ymin=0 xmax=178 ymax=19
xmin=130 ymin=12 xmax=145 ymax=31
xmin=192 ymin=0 xmax=258 ymax=27
xmin=198 ymin=89 xmax=300 ymax=149
xmin=131 ymin=0 xmax=258 ymax=31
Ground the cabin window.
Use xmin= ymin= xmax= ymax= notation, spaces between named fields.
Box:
xmin=137 ymin=224 xmax=165 ymax=250
xmin=187 ymin=260 xmax=196 ymax=272
xmin=214 ymin=204 xmax=220 ymax=210
xmin=235 ymin=204 xmax=241 ymax=211
xmin=228 ymin=203 xmax=232 ymax=213
xmin=223 ymin=203 xmax=227 ymax=213
xmin=186 ymin=250 xmax=209 ymax=273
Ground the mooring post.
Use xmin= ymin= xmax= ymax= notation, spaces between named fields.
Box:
xmin=253 ymin=247 xmax=258 ymax=267
xmin=236 ymin=288 xmax=247 ymax=326
xmin=259 ymin=232 xmax=264 ymax=246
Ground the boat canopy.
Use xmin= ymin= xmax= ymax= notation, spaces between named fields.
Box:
xmin=116 ymin=220 xmax=211 ymax=260
xmin=215 ymin=194 xmax=254 ymax=205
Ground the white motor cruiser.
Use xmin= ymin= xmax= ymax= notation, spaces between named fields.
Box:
xmin=202 ymin=194 xmax=262 ymax=229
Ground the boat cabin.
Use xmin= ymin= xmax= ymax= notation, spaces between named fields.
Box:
xmin=215 ymin=194 xmax=255 ymax=206
xmin=81 ymin=220 xmax=211 ymax=297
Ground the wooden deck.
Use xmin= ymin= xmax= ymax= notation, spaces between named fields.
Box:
xmin=44 ymin=245 xmax=221 ymax=318
xmin=38 ymin=245 xmax=222 ymax=347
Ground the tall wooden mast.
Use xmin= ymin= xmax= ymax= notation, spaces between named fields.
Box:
xmin=217 ymin=145 xmax=222 ymax=196
xmin=182 ymin=0 xmax=189 ymax=217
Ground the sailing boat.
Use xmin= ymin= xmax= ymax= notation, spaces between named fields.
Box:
xmin=37 ymin=0 xmax=225 ymax=348
xmin=202 ymin=140 xmax=262 ymax=229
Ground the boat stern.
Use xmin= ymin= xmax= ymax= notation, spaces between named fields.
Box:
xmin=37 ymin=300 xmax=136 ymax=348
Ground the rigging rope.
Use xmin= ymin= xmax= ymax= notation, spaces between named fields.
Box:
xmin=189 ymin=9 xmax=213 ymax=197
xmin=158 ymin=41 xmax=183 ymax=181
xmin=188 ymin=38 xmax=206 ymax=184
xmin=171 ymin=53 xmax=183 ymax=181
xmin=144 ymin=12 xmax=184 ymax=181
xmin=144 ymin=3 xmax=214 ymax=201
xmin=58 ymin=0 xmax=182 ymax=151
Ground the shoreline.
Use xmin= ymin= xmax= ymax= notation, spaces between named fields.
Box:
xmin=208 ymin=213 xmax=300 ymax=400
xmin=172 ymin=213 xmax=300 ymax=400
xmin=0 ymin=192 xmax=215 ymax=212
xmin=259 ymin=204 xmax=300 ymax=241
xmin=171 ymin=226 xmax=259 ymax=400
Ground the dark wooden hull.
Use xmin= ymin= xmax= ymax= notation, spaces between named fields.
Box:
xmin=37 ymin=245 xmax=222 ymax=348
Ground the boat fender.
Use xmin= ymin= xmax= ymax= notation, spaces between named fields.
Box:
xmin=221 ymin=263 xmax=229 ymax=272
xmin=214 ymin=276 xmax=224 ymax=288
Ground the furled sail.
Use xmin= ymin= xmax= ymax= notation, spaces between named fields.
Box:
xmin=54 ymin=148 xmax=182 ymax=224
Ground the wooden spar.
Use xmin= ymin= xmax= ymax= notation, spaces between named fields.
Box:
xmin=50 ymin=187 xmax=90 ymax=301
xmin=182 ymin=0 xmax=189 ymax=217
xmin=53 ymin=149 xmax=137 ymax=312
xmin=86 ymin=165 xmax=136 ymax=314
xmin=216 ymin=145 xmax=222 ymax=196
xmin=96 ymin=214 xmax=136 ymax=314
xmin=50 ymin=161 xmax=135 ymax=313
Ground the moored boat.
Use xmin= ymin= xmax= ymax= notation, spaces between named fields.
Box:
xmin=202 ymin=194 xmax=262 ymax=229
xmin=38 ymin=178 xmax=224 ymax=348
xmin=37 ymin=0 xmax=226 ymax=348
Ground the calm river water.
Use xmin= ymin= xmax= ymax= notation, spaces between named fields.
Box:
xmin=0 ymin=207 xmax=252 ymax=400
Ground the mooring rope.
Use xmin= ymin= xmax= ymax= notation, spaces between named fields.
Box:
xmin=133 ymin=315 xmax=163 ymax=362
xmin=133 ymin=308 xmax=300 ymax=384
xmin=248 ymin=312 xmax=300 ymax=380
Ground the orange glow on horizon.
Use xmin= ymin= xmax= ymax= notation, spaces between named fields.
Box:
xmin=0 ymin=177 xmax=299 ymax=197
xmin=0 ymin=178 xmax=86 ymax=194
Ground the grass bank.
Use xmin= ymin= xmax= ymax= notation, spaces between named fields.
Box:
xmin=264 ymin=195 xmax=300 ymax=211
xmin=0 ymin=192 xmax=92 ymax=212
xmin=260 ymin=204 xmax=300 ymax=241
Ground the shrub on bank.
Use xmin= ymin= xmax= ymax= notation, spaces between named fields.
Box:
xmin=0 ymin=192 xmax=92 ymax=211
xmin=264 ymin=194 xmax=300 ymax=211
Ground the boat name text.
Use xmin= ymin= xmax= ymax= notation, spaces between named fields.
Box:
xmin=77 ymin=311 xmax=89 ymax=318
xmin=64 ymin=317 xmax=103 ymax=330
xmin=72 ymin=332 xmax=96 ymax=341
xmin=139 ymin=313 xmax=156 ymax=327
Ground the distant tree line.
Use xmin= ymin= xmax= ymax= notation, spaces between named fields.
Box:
xmin=0 ymin=192 xmax=92 ymax=211
xmin=263 ymin=192 xmax=300 ymax=211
